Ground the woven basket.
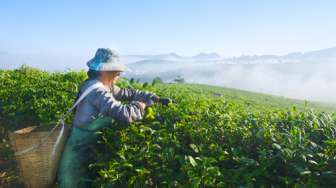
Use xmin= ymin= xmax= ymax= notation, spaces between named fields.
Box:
xmin=9 ymin=124 xmax=69 ymax=188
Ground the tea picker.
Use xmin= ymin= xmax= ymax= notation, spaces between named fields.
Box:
xmin=58 ymin=48 xmax=171 ymax=187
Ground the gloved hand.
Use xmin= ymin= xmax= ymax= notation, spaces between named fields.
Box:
xmin=144 ymin=99 xmax=155 ymax=107
xmin=143 ymin=96 xmax=172 ymax=107
xmin=159 ymin=97 xmax=172 ymax=106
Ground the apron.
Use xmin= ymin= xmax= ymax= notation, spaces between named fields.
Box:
xmin=57 ymin=117 xmax=113 ymax=188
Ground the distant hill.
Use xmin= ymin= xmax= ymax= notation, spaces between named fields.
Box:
xmin=193 ymin=52 xmax=221 ymax=59
xmin=122 ymin=46 xmax=336 ymax=65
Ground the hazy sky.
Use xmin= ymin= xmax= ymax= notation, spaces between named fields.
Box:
xmin=1 ymin=0 xmax=336 ymax=57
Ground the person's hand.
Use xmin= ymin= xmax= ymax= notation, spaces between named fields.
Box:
xmin=159 ymin=97 xmax=172 ymax=106
xmin=146 ymin=95 xmax=172 ymax=106
xmin=136 ymin=101 xmax=146 ymax=110
xmin=145 ymin=99 xmax=155 ymax=107
xmin=151 ymin=95 xmax=161 ymax=102
xmin=144 ymin=95 xmax=159 ymax=107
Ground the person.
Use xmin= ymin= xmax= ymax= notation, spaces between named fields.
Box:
xmin=57 ymin=48 xmax=171 ymax=188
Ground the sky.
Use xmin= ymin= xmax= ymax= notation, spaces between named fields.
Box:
xmin=1 ymin=0 xmax=336 ymax=58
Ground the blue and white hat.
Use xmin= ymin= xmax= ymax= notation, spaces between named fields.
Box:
xmin=87 ymin=48 xmax=128 ymax=72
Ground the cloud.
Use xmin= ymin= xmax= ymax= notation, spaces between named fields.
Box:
xmin=127 ymin=61 xmax=336 ymax=103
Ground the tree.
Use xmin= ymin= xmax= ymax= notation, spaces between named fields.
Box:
xmin=152 ymin=77 xmax=163 ymax=86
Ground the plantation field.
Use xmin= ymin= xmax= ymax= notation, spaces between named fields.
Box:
xmin=158 ymin=83 xmax=336 ymax=113
xmin=1 ymin=66 xmax=336 ymax=187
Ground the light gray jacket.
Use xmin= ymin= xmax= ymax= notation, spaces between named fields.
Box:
xmin=73 ymin=79 xmax=156 ymax=127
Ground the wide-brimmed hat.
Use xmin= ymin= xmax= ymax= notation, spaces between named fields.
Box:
xmin=86 ymin=48 xmax=128 ymax=72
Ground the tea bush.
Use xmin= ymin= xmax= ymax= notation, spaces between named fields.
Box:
xmin=1 ymin=66 xmax=335 ymax=187
xmin=91 ymin=84 xmax=336 ymax=187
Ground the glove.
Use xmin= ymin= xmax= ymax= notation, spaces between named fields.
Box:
xmin=144 ymin=96 xmax=172 ymax=106
xmin=159 ymin=97 xmax=172 ymax=106
xmin=144 ymin=95 xmax=159 ymax=107
xmin=144 ymin=99 xmax=155 ymax=107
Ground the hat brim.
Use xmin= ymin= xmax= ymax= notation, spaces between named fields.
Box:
xmin=87 ymin=59 xmax=129 ymax=72
xmin=99 ymin=63 xmax=129 ymax=72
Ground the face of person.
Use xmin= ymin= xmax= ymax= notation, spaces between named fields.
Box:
xmin=110 ymin=71 xmax=121 ymax=84
xmin=100 ymin=71 xmax=122 ymax=85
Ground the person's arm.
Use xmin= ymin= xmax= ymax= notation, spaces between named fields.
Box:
xmin=90 ymin=87 xmax=146 ymax=124
xmin=112 ymin=85 xmax=160 ymax=103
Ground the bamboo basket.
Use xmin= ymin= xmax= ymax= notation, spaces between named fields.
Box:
xmin=9 ymin=124 xmax=69 ymax=188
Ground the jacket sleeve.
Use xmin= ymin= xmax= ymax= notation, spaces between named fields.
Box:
xmin=89 ymin=87 xmax=145 ymax=124
xmin=112 ymin=85 xmax=158 ymax=102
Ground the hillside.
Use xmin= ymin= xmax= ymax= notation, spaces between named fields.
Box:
xmin=162 ymin=83 xmax=336 ymax=113
xmin=1 ymin=67 xmax=336 ymax=187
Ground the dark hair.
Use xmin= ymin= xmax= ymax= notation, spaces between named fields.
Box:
xmin=87 ymin=69 xmax=100 ymax=80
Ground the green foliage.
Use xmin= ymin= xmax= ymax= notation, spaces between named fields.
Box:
xmin=152 ymin=77 xmax=163 ymax=86
xmin=0 ymin=65 xmax=87 ymax=130
xmin=91 ymin=84 xmax=336 ymax=187
xmin=1 ymin=67 xmax=336 ymax=187
xmin=130 ymin=78 xmax=135 ymax=85
xmin=143 ymin=82 xmax=149 ymax=88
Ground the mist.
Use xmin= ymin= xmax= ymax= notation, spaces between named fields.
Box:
xmin=126 ymin=60 xmax=336 ymax=104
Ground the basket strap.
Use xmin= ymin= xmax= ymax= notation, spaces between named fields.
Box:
xmin=61 ymin=82 xmax=104 ymax=120
xmin=14 ymin=82 xmax=104 ymax=156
